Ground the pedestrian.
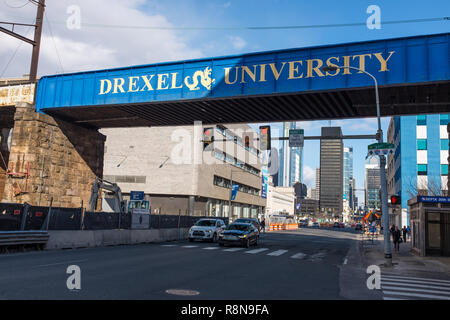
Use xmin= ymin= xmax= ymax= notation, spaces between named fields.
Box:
xmin=402 ymin=226 xmax=407 ymax=243
xmin=390 ymin=224 xmax=396 ymax=241
xmin=393 ymin=226 xmax=401 ymax=252
xmin=260 ymin=219 xmax=266 ymax=233
xmin=406 ymin=225 xmax=411 ymax=241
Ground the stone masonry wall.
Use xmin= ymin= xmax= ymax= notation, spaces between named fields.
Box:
xmin=1 ymin=102 xmax=105 ymax=208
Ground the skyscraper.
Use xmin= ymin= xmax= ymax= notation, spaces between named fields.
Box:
xmin=319 ymin=127 xmax=343 ymax=217
xmin=343 ymin=147 xmax=354 ymax=209
xmin=277 ymin=122 xmax=303 ymax=187
xmin=365 ymin=156 xmax=381 ymax=210
xmin=387 ymin=114 xmax=449 ymax=226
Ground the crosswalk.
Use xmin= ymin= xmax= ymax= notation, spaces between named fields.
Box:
xmin=159 ymin=243 xmax=327 ymax=261
xmin=381 ymin=274 xmax=450 ymax=300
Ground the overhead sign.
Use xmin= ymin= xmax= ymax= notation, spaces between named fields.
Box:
xmin=130 ymin=191 xmax=144 ymax=201
xmin=35 ymin=34 xmax=449 ymax=113
xmin=289 ymin=129 xmax=304 ymax=147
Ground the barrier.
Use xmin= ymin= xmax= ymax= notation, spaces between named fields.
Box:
xmin=0 ymin=231 xmax=49 ymax=248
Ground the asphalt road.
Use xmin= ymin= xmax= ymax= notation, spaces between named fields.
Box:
xmin=0 ymin=227 xmax=369 ymax=300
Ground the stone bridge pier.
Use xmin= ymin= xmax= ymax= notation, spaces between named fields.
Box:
xmin=0 ymin=102 xmax=105 ymax=208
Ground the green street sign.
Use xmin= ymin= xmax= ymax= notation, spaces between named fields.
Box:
xmin=368 ymin=143 xmax=394 ymax=150
xmin=289 ymin=129 xmax=304 ymax=147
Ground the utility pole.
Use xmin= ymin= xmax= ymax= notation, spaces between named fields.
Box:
xmin=29 ymin=0 xmax=46 ymax=83
xmin=0 ymin=0 xmax=46 ymax=83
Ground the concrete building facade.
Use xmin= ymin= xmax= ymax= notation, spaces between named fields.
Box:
xmin=101 ymin=124 xmax=265 ymax=220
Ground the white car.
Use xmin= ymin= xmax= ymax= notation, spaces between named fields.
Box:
xmin=188 ymin=218 xmax=226 ymax=242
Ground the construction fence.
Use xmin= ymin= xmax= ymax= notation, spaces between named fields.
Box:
xmin=0 ymin=202 xmax=228 ymax=231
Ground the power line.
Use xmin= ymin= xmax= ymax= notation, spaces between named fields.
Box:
xmin=49 ymin=16 xmax=449 ymax=31
xmin=44 ymin=11 xmax=64 ymax=74
xmin=3 ymin=0 xmax=31 ymax=9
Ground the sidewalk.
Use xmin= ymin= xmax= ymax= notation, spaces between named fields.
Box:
xmin=360 ymin=234 xmax=450 ymax=278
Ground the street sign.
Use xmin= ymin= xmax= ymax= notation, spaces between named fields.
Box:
xmin=289 ymin=129 xmax=304 ymax=147
xmin=130 ymin=191 xmax=144 ymax=201
xmin=367 ymin=143 xmax=395 ymax=157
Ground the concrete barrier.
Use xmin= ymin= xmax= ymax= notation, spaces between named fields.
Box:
xmin=45 ymin=228 xmax=190 ymax=250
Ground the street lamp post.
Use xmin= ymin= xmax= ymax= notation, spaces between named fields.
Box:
xmin=323 ymin=65 xmax=392 ymax=266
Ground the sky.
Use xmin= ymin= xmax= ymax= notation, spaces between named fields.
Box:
xmin=1 ymin=0 xmax=449 ymax=205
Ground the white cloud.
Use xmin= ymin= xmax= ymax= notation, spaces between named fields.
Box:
xmin=0 ymin=0 xmax=203 ymax=77
xmin=303 ymin=165 xmax=315 ymax=188
xmin=227 ymin=35 xmax=247 ymax=50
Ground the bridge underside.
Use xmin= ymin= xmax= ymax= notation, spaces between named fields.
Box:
xmin=42 ymin=81 xmax=449 ymax=128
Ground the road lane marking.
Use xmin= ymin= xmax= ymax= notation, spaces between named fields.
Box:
xmin=32 ymin=259 xmax=88 ymax=268
xmin=382 ymin=281 xmax=450 ymax=290
xmin=381 ymin=275 xmax=450 ymax=285
xmin=382 ymin=290 xmax=450 ymax=300
xmin=244 ymin=248 xmax=269 ymax=254
xmin=223 ymin=248 xmax=245 ymax=252
xmin=381 ymin=277 xmax=450 ymax=287
xmin=181 ymin=245 xmax=199 ymax=248
xmin=382 ymin=285 xmax=450 ymax=296
xmin=267 ymin=250 xmax=288 ymax=256
xmin=203 ymin=247 xmax=220 ymax=250
xmin=290 ymin=253 xmax=307 ymax=259
xmin=343 ymin=258 xmax=348 ymax=265
xmin=161 ymin=244 xmax=178 ymax=247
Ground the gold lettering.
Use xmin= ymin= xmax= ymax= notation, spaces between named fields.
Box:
xmin=224 ymin=67 xmax=239 ymax=84
xmin=269 ymin=62 xmax=287 ymax=80
xmin=241 ymin=65 xmax=257 ymax=83
xmin=325 ymin=57 xmax=340 ymax=76
xmin=157 ymin=73 xmax=170 ymax=90
xmin=373 ymin=51 xmax=395 ymax=72
xmin=140 ymin=75 xmax=155 ymax=91
xmin=171 ymin=72 xmax=183 ymax=89
xmin=288 ymin=61 xmax=303 ymax=79
xmin=259 ymin=64 xmax=267 ymax=82
xmin=306 ymin=59 xmax=324 ymax=78
xmin=128 ymin=76 xmax=140 ymax=92
xmin=99 ymin=79 xmax=112 ymax=95
xmin=342 ymin=56 xmax=352 ymax=74
xmin=113 ymin=78 xmax=125 ymax=94
xmin=352 ymin=54 xmax=372 ymax=73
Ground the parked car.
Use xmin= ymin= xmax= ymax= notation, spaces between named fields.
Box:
xmin=313 ymin=222 xmax=319 ymax=227
xmin=355 ymin=223 xmax=363 ymax=231
xmin=298 ymin=220 xmax=308 ymax=227
xmin=234 ymin=218 xmax=261 ymax=233
xmin=188 ymin=218 xmax=226 ymax=242
xmin=218 ymin=223 xmax=259 ymax=248
xmin=333 ymin=222 xmax=340 ymax=228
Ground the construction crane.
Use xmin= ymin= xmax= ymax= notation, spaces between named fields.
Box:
xmin=88 ymin=177 xmax=126 ymax=214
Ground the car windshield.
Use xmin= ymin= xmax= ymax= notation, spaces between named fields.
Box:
xmin=195 ymin=220 xmax=216 ymax=227
xmin=235 ymin=219 xmax=254 ymax=224
xmin=227 ymin=224 xmax=250 ymax=231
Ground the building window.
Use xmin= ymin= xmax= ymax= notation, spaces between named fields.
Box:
xmin=417 ymin=139 xmax=427 ymax=150
xmin=440 ymin=114 xmax=449 ymax=126
xmin=442 ymin=164 xmax=449 ymax=176
xmin=417 ymin=164 xmax=427 ymax=176
xmin=417 ymin=115 xmax=427 ymax=125
xmin=441 ymin=139 xmax=449 ymax=151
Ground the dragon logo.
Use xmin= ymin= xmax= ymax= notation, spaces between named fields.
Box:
xmin=184 ymin=67 xmax=215 ymax=91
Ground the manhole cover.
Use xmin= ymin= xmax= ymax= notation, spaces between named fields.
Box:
xmin=165 ymin=289 xmax=200 ymax=296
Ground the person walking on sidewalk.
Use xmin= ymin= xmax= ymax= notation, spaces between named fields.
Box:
xmin=402 ymin=226 xmax=407 ymax=243
xmin=393 ymin=226 xmax=401 ymax=252
xmin=406 ymin=225 xmax=411 ymax=241
xmin=260 ymin=219 xmax=266 ymax=233
xmin=390 ymin=224 xmax=396 ymax=241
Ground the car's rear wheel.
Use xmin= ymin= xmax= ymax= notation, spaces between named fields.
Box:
xmin=212 ymin=233 xmax=218 ymax=243
xmin=244 ymin=239 xmax=250 ymax=248
xmin=189 ymin=238 xmax=194 ymax=242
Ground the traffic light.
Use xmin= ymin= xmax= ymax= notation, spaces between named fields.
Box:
xmin=203 ymin=127 xmax=214 ymax=151
xmin=391 ymin=195 xmax=401 ymax=205
xmin=259 ymin=125 xmax=271 ymax=151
